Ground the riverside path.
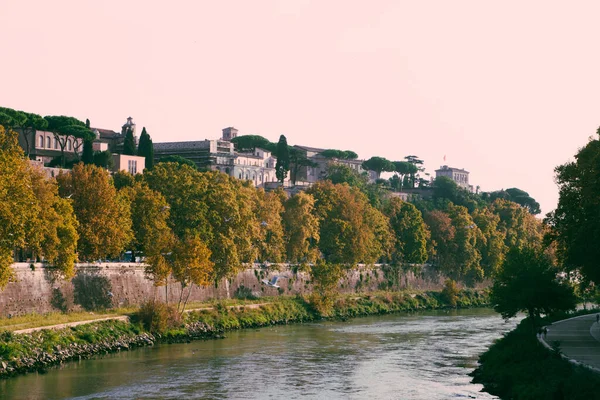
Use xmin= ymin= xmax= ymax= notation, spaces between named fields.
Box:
xmin=541 ymin=313 xmax=600 ymax=372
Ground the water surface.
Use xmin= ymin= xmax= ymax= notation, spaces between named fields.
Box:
xmin=0 ymin=308 xmax=518 ymax=399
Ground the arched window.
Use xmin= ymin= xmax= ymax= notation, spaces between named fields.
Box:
xmin=239 ymin=172 xmax=242 ymax=179
xmin=46 ymin=136 xmax=51 ymax=148
xmin=54 ymin=138 xmax=58 ymax=149
xmin=67 ymin=140 xmax=72 ymax=151
xmin=39 ymin=136 xmax=44 ymax=148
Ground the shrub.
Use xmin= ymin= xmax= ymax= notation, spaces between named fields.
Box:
xmin=442 ymin=279 xmax=459 ymax=307
xmin=133 ymin=301 xmax=182 ymax=334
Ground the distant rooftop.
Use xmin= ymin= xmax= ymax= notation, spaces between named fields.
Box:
xmin=154 ymin=140 xmax=211 ymax=150
xmin=435 ymin=165 xmax=469 ymax=173
xmin=294 ymin=144 xmax=326 ymax=153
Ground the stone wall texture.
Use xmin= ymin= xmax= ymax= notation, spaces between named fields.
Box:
xmin=0 ymin=263 xmax=486 ymax=317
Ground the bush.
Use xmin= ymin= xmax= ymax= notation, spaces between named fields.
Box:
xmin=234 ymin=285 xmax=259 ymax=300
xmin=133 ymin=301 xmax=183 ymax=334
xmin=442 ymin=279 xmax=459 ymax=307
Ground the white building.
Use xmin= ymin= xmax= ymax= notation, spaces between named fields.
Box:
xmin=435 ymin=165 xmax=473 ymax=191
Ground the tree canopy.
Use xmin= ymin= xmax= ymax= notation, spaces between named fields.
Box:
xmin=490 ymin=247 xmax=576 ymax=330
xmin=275 ymin=135 xmax=290 ymax=183
xmin=320 ymin=149 xmax=359 ymax=160
xmin=123 ymin=127 xmax=136 ymax=156
xmin=362 ymin=156 xmax=394 ymax=179
xmin=137 ymin=127 xmax=154 ymax=169
xmin=231 ymin=135 xmax=276 ymax=153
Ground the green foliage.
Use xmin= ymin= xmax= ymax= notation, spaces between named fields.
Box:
xmin=137 ymin=127 xmax=154 ymax=169
xmin=472 ymin=317 xmax=600 ymax=400
xmin=384 ymin=198 xmax=429 ymax=264
xmin=442 ymin=279 xmax=459 ymax=307
xmin=320 ymin=149 xmax=359 ymax=160
xmin=92 ymin=150 xmax=113 ymax=169
xmin=275 ymin=135 xmax=290 ymax=183
xmin=548 ymin=132 xmax=600 ymax=283
xmin=81 ymin=138 xmax=94 ymax=164
xmin=158 ymin=155 xmax=197 ymax=169
xmin=362 ymin=156 xmax=394 ymax=178
xmin=490 ymin=247 xmax=577 ymax=329
xmin=231 ymin=135 xmax=276 ymax=153
xmin=484 ymin=187 xmax=541 ymax=215
xmin=308 ymin=262 xmax=344 ymax=316
xmin=123 ymin=127 xmax=136 ymax=155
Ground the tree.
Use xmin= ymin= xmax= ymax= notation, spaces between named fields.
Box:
xmin=289 ymin=147 xmax=317 ymax=185
xmin=275 ymin=135 xmax=290 ymax=183
xmin=282 ymin=192 xmax=320 ymax=263
xmin=486 ymin=188 xmax=541 ymax=215
xmin=255 ymin=189 xmax=286 ymax=263
xmin=404 ymin=155 xmax=425 ymax=188
xmin=0 ymin=126 xmax=39 ymax=287
xmin=472 ymin=206 xmax=507 ymax=277
xmin=384 ymin=198 xmax=430 ymax=264
xmin=123 ymin=127 xmax=136 ymax=156
xmin=45 ymin=115 xmax=93 ymax=166
xmin=230 ymin=135 xmax=276 ymax=153
xmin=490 ymin=199 xmax=543 ymax=251
xmin=320 ymin=149 xmax=358 ymax=160
xmin=93 ymin=150 xmax=114 ymax=169
xmin=392 ymin=161 xmax=418 ymax=192
xmin=307 ymin=181 xmax=392 ymax=265
xmin=158 ymin=155 xmax=197 ymax=169
xmin=112 ymin=170 xmax=136 ymax=190
xmin=57 ymin=163 xmax=133 ymax=261
xmin=82 ymin=138 xmax=94 ymax=164
xmin=28 ymin=166 xmax=79 ymax=278
xmin=432 ymin=176 xmax=479 ymax=212
xmin=172 ymin=235 xmax=214 ymax=312
xmin=0 ymin=107 xmax=48 ymax=156
xmin=326 ymin=163 xmax=368 ymax=189
xmin=137 ymin=127 xmax=154 ymax=169
xmin=490 ymin=247 xmax=577 ymax=332
xmin=362 ymin=156 xmax=394 ymax=179
xmin=309 ymin=261 xmax=344 ymax=316
xmin=547 ymin=131 xmax=600 ymax=283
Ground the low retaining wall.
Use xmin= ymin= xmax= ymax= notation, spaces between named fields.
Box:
xmin=0 ymin=263 xmax=479 ymax=317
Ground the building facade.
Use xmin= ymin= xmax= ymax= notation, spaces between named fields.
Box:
xmin=435 ymin=165 xmax=473 ymax=191
xmin=154 ymin=127 xmax=283 ymax=188
xmin=292 ymin=145 xmax=376 ymax=184
xmin=18 ymin=129 xmax=83 ymax=164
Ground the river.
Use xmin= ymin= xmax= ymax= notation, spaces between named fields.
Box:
xmin=0 ymin=308 xmax=519 ymax=400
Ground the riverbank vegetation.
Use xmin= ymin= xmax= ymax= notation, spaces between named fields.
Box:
xmin=2 ymin=119 xmax=545 ymax=310
xmin=471 ymin=313 xmax=600 ymax=400
xmin=0 ymin=288 xmax=489 ymax=378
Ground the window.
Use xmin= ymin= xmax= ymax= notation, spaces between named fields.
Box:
xmin=67 ymin=140 xmax=72 ymax=151
xmin=54 ymin=138 xmax=58 ymax=149
xmin=39 ymin=136 xmax=44 ymax=148
xmin=128 ymin=159 xmax=138 ymax=174
xmin=46 ymin=136 xmax=51 ymax=148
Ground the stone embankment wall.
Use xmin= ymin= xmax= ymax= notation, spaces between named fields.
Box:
xmin=0 ymin=263 xmax=483 ymax=317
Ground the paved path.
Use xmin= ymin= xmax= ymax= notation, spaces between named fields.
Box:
xmin=541 ymin=313 xmax=600 ymax=372
xmin=12 ymin=303 xmax=270 ymax=335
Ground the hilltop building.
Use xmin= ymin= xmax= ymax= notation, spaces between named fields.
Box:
xmin=435 ymin=165 xmax=473 ymax=192
xmin=154 ymin=127 xmax=282 ymax=188
xmin=17 ymin=116 xmax=146 ymax=175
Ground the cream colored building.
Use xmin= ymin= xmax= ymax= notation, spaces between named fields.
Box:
xmin=112 ymin=154 xmax=146 ymax=175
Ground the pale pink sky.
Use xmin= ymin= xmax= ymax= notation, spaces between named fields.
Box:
xmin=3 ymin=0 xmax=600 ymax=215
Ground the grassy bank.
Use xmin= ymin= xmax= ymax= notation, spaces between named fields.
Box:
xmin=0 ymin=289 xmax=488 ymax=378
xmin=471 ymin=311 xmax=600 ymax=400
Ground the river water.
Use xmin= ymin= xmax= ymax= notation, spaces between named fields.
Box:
xmin=0 ymin=308 xmax=518 ymax=400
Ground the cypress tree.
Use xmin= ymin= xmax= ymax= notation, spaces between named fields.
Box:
xmin=275 ymin=135 xmax=290 ymax=183
xmin=82 ymin=138 xmax=94 ymax=164
xmin=137 ymin=127 xmax=154 ymax=169
xmin=123 ymin=127 xmax=136 ymax=155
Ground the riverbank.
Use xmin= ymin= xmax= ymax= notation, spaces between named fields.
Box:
xmin=471 ymin=310 xmax=600 ymax=399
xmin=0 ymin=288 xmax=488 ymax=378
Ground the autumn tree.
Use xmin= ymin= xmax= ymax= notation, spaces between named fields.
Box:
xmin=57 ymin=163 xmax=133 ymax=261
xmin=172 ymin=235 xmax=214 ymax=312
xmin=446 ymin=203 xmax=483 ymax=284
xmin=384 ymin=197 xmax=430 ymax=264
xmin=472 ymin=206 xmax=507 ymax=276
xmin=275 ymin=135 xmax=290 ymax=183
xmin=254 ymin=189 xmax=286 ymax=263
xmin=28 ymin=166 xmax=79 ymax=278
xmin=490 ymin=199 xmax=543 ymax=251
xmin=282 ymin=191 xmax=320 ymax=264
xmin=309 ymin=261 xmax=344 ymax=316
xmin=307 ymin=181 xmax=392 ymax=265
xmin=490 ymin=247 xmax=577 ymax=332
xmin=0 ymin=126 xmax=39 ymax=287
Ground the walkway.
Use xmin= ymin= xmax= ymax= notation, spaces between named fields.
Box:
xmin=541 ymin=313 xmax=600 ymax=372
xmin=12 ymin=303 xmax=270 ymax=335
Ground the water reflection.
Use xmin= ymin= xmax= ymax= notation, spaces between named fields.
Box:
xmin=0 ymin=308 xmax=518 ymax=400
